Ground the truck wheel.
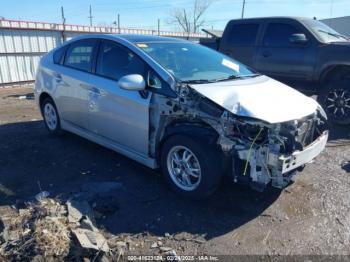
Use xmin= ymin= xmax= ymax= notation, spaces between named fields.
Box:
xmin=41 ymin=97 xmax=63 ymax=135
xmin=318 ymin=78 xmax=350 ymax=125
xmin=160 ymin=135 xmax=222 ymax=198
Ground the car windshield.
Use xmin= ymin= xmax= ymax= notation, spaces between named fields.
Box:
xmin=136 ymin=42 xmax=257 ymax=83
xmin=305 ymin=19 xmax=349 ymax=43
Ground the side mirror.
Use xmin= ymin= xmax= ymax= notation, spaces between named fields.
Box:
xmin=289 ymin=33 xmax=308 ymax=45
xmin=118 ymin=74 xmax=146 ymax=91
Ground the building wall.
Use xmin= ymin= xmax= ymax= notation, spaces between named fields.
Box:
xmin=0 ymin=29 xmax=61 ymax=85
xmin=321 ymin=16 xmax=350 ymax=37
xmin=0 ymin=19 xmax=207 ymax=86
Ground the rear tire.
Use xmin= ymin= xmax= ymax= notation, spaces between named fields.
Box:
xmin=318 ymin=76 xmax=350 ymax=125
xmin=160 ymin=135 xmax=222 ymax=198
xmin=41 ymin=97 xmax=63 ymax=135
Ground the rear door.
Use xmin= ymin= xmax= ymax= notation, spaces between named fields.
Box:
xmin=219 ymin=22 xmax=260 ymax=66
xmin=88 ymin=39 xmax=151 ymax=155
xmin=254 ymin=21 xmax=317 ymax=90
xmin=54 ymin=39 xmax=98 ymax=129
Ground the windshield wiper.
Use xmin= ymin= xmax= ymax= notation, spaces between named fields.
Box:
xmin=318 ymin=29 xmax=349 ymax=40
xmin=213 ymin=73 xmax=261 ymax=82
xmin=180 ymin=79 xmax=215 ymax=84
xmin=181 ymin=73 xmax=261 ymax=84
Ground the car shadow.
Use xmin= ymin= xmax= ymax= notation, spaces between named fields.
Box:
xmin=0 ymin=120 xmax=282 ymax=240
xmin=327 ymin=122 xmax=350 ymax=142
xmin=3 ymin=93 xmax=34 ymax=100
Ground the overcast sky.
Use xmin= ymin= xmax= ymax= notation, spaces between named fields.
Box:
xmin=1 ymin=0 xmax=349 ymax=31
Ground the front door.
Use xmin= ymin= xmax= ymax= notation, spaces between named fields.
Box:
xmin=88 ymin=40 xmax=151 ymax=155
xmin=254 ymin=22 xmax=316 ymax=91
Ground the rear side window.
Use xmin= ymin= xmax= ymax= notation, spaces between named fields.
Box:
xmin=53 ymin=46 xmax=66 ymax=64
xmin=263 ymin=23 xmax=302 ymax=47
xmin=64 ymin=39 xmax=96 ymax=72
xmin=96 ymin=40 xmax=146 ymax=81
xmin=227 ymin=24 xmax=259 ymax=46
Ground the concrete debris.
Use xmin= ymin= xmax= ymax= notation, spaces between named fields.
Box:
xmin=0 ymin=193 xmax=112 ymax=260
xmin=0 ymin=185 xmax=193 ymax=260
xmin=151 ymin=242 xmax=158 ymax=248
xmin=0 ymin=197 xmax=70 ymax=260
xmin=80 ymin=216 xmax=98 ymax=232
xmin=72 ymin=228 xmax=109 ymax=252
xmin=159 ymin=246 xmax=173 ymax=252
xmin=67 ymin=200 xmax=93 ymax=223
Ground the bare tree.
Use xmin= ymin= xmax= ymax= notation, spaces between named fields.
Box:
xmin=169 ymin=0 xmax=212 ymax=33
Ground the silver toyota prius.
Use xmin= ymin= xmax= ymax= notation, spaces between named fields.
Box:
xmin=35 ymin=34 xmax=328 ymax=198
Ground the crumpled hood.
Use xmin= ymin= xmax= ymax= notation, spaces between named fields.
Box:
xmin=190 ymin=75 xmax=319 ymax=124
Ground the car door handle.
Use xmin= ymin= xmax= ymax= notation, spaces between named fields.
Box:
xmin=262 ymin=51 xmax=271 ymax=58
xmin=79 ymin=83 xmax=100 ymax=94
xmin=89 ymin=86 xmax=101 ymax=95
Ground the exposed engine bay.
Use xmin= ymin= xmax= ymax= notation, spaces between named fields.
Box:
xmin=149 ymin=82 xmax=329 ymax=191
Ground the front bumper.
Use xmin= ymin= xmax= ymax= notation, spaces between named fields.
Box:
xmin=276 ymin=130 xmax=329 ymax=174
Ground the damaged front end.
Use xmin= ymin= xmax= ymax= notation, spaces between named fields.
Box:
xmin=219 ymin=110 xmax=328 ymax=191
xmin=151 ymin=82 xmax=328 ymax=192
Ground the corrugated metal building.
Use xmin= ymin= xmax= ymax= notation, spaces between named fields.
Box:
xmin=0 ymin=19 xmax=208 ymax=87
xmin=321 ymin=16 xmax=350 ymax=37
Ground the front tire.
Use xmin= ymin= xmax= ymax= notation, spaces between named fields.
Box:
xmin=160 ymin=135 xmax=222 ymax=198
xmin=41 ymin=97 xmax=62 ymax=135
xmin=318 ymin=77 xmax=350 ymax=125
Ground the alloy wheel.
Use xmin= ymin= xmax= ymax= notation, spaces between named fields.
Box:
xmin=325 ymin=88 xmax=350 ymax=121
xmin=166 ymin=145 xmax=201 ymax=191
xmin=44 ymin=103 xmax=58 ymax=130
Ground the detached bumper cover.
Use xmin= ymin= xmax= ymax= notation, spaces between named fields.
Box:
xmin=278 ymin=131 xmax=328 ymax=174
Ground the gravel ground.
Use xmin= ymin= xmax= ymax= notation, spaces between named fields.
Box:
xmin=0 ymin=87 xmax=349 ymax=259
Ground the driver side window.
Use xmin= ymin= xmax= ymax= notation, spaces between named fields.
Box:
xmin=263 ymin=23 xmax=302 ymax=47
xmin=96 ymin=40 xmax=146 ymax=81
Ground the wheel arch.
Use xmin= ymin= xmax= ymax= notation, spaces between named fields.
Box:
xmin=39 ymin=92 xmax=53 ymax=109
xmin=319 ymin=64 xmax=350 ymax=89
xmin=156 ymin=120 xmax=221 ymax=164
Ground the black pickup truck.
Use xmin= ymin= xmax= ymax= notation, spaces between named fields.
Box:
xmin=201 ymin=17 xmax=350 ymax=124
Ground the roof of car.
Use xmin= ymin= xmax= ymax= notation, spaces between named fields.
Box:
xmin=228 ymin=16 xmax=314 ymax=23
xmin=112 ymin=34 xmax=188 ymax=43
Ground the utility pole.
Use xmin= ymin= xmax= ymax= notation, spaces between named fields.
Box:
xmin=61 ymin=6 xmax=66 ymax=42
xmin=117 ymin=13 xmax=120 ymax=33
xmin=157 ymin=19 xmax=160 ymax=35
xmin=88 ymin=5 xmax=93 ymax=26
xmin=241 ymin=0 xmax=246 ymax=19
